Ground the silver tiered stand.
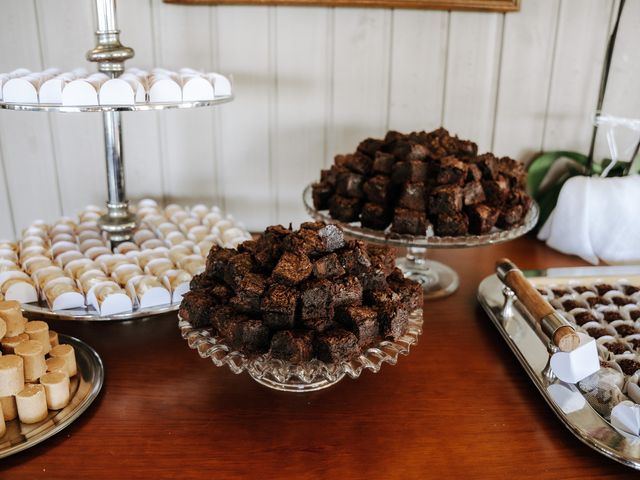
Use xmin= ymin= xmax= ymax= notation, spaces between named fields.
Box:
xmin=0 ymin=0 xmax=233 ymax=243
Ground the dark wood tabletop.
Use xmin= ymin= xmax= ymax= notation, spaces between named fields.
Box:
xmin=0 ymin=235 xmax=634 ymax=479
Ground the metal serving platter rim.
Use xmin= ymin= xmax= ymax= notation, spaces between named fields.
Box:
xmin=22 ymin=302 xmax=178 ymax=322
xmin=0 ymin=96 xmax=233 ymax=113
xmin=302 ymin=184 xmax=539 ymax=249
xmin=0 ymin=334 xmax=104 ymax=458
xmin=478 ymin=266 xmax=640 ymax=470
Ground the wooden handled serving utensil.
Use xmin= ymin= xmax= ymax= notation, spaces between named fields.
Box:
xmin=495 ymin=258 xmax=580 ymax=353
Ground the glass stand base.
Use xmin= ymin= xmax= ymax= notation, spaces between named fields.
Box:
xmin=396 ymin=247 xmax=460 ymax=300
xmin=249 ymin=371 xmax=346 ymax=392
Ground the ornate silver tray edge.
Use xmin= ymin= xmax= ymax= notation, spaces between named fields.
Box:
xmin=478 ymin=271 xmax=640 ymax=470
xmin=0 ymin=334 xmax=104 ymax=458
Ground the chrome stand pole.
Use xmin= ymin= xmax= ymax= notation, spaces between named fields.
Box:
xmin=86 ymin=0 xmax=137 ymax=242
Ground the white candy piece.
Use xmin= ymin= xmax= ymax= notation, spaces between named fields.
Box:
xmin=148 ymin=77 xmax=181 ymax=103
xmin=208 ymin=73 xmax=232 ymax=97
xmin=2 ymin=75 xmax=41 ymax=103
xmin=16 ymin=384 xmax=48 ymax=424
xmin=182 ymin=75 xmax=214 ymax=101
xmin=91 ymin=281 xmax=133 ymax=315
xmin=128 ymin=275 xmax=171 ymax=309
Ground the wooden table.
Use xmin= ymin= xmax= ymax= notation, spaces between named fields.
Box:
xmin=1 ymin=236 xmax=634 ymax=479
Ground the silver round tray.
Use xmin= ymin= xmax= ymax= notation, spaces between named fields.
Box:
xmin=22 ymin=302 xmax=178 ymax=322
xmin=179 ymin=309 xmax=423 ymax=393
xmin=303 ymin=183 xmax=539 ymax=299
xmin=0 ymin=334 xmax=104 ymax=458
xmin=0 ymin=96 xmax=233 ymax=113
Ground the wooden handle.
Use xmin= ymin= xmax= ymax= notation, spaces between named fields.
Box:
xmin=496 ymin=258 xmax=579 ymax=352
xmin=496 ymin=258 xmax=553 ymax=321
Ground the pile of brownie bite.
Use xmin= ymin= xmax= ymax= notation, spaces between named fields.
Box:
xmin=312 ymin=128 xmax=532 ymax=236
xmin=179 ymin=222 xmax=422 ymax=364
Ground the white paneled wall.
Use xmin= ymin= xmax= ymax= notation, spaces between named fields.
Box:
xmin=0 ymin=0 xmax=638 ymax=239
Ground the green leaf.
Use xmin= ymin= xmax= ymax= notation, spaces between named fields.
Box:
xmin=527 ymin=151 xmax=589 ymax=198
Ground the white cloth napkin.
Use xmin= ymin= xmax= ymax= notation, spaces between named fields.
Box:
xmin=538 ymin=174 xmax=640 ymax=265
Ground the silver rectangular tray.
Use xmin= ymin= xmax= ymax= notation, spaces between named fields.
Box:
xmin=478 ymin=266 xmax=640 ymax=470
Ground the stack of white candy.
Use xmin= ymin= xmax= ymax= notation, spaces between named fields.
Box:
xmin=0 ymin=67 xmax=232 ymax=106
xmin=0 ymin=302 xmax=77 ymax=431
xmin=0 ymin=200 xmax=251 ymax=316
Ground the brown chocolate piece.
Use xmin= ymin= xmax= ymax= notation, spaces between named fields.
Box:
xmin=466 ymin=204 xmax=498 ymax=235
xmin=573 ymin=311 xmax=597 ymax=326
xmin=391 ymin=208 xmax=429 ymax=236
xmin=436 ymin=156 xmax=468 ymax=186
xmin=474 ymin=153 xmax=499 ymax=180
xmin=376 ymin=300 xmax=409 ymax=340
xmin=586 ymin=327 xmax=611 ymax=339
xmin=210 ymin=305 xmax=238 ymax=332
xmin=210 ymin=281 xmax=233 ymax=304
xmin=462 ymin=181 xmax=486 ymax=206
xmin=466 ymin=163 xmax=482 ymax=182
xmin=356 ymin=138 xmax=384 ymax=159
xmin=337 ymin=305 xmax=379 ymax=347
xmin=336 ymin=171 xmax=365 ymax=198
xmin=629 ymin=339 xmax=640 ymax=350
xmin=272 ymin=251 xmax=313 ymax=286
xmin=359 ymin=267 xmax=387 ymax=292
xmin=618 ymin=359 xmax=640 ymax=376
xmin=397 ymin=182 xmax=426 ymax=211
xmin=312 ymin=182 xmax=333 ymax=210
xmin=366 ymin=244 xmax=395 ymax=276
xmin=623 ymin=285 xmax=640 ymax=296
xmin=339 ymin=241 xmax=372 ymax=275
xmin=498 ymin=156 xmax=527 ymax=189
xmin=391 ymin=161 xmax=428 ymax=184
xmin=372 ymin=151 xmax=395 ymax=175
xmin=572 ymin=286 xmax=593 ymax=294
xmin=434 ymin=212 xmax=469 ymax=237
xmin=254 ymin=224 xmax=291 ymax=270
xmin=223 ymin=252 xmax=254 ymax=289
xmin=189 ymin=272 xmax=214 ymax=291
xmin=630 ymin=310 xmax=640 ymax=321
xmin=261 ymin=284 xmax=298 ymax=330
xmin=360 ymin=203 xmax=392 ymax=230
xmin=315 ymin=328 xmax=359 ymax=363
xmin=604 ymin=342 xmax=629 ymax=355
xmin=329 ymin=195 xmax=362 ymax=223
xmin=229 ymin=273 xmax=267 ymax=315
xmin=615 ymin=324 xmax=638 ymax=336
xmin=595 ymin=284 xmax=615 ymax=295
xmin=388 ymin=268 xmax=422 ymax=311
xmin=312 ymin=253 xmax=345 ymax=280
xmin=179 ymin=290 xmax=215 ymax=328
xmin=603 ymin=311 xmax=623 ymax=322
xmin=497 ymin=204 xmax=524 ymax=228
xmin=561 ymin=299 xmax=582 ymax=312
xmin=586 ymin=296 xmax=610 ymax=307
xmin=205 ymin=247 xmax=237 ymax=281
xmin=270 ymin=330 xmax=315 ymax=363
xmin=551 ymin=288 xmax=571 ymax=297
xmin=430 ymin=185 xmax=463 ymax=215
xmin=482 ymin=175 xmax=510 ymax=206
xmin=333 ymin=276 xmax=363 ymax=308
xmin=363 ymin=175 xmax=393 ymax=205
xmin=300 ymin=279 xmax=335 ymax=324
xmin=612 ymin=296 xmax=634 ymax=306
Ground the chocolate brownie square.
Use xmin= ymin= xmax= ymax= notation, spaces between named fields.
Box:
xmin=254 ymin=225 xmax=291 ymax=270
xmin=466 ymin=204 xmax=499 ymax=234
xmin=376 ymin=301 xmax=409 ymax=339
xmin=323 ymin=164 xmax=349 ymax=187
xmin=357 ymin=138 xmax=384 ymax=159
xmin=210 ymin=305 xmax=238 ymax=332
xmin=391 ymin=161 xmax=428 ymax=184
xmin=339 ymin=241 xmax=372 ymax=275
xmin=436 ymin=156 xmax=468 ymax=186
xmin=229 ymin=273 xmax=267 ymax=315
xmin=474 ymin=153 xmax=499 ymax=180
xmin=179 ymin=290 xmax=215 ymax=328
xmin=429 ymin=185 xmax=463 ymax=215
xmin=466 ymin=163 xmax=482 ymax=182
xmin=498 ymin=157 xmax=527 ymax=189
xmin=329 ymin=195 xmax=362 ymax=223
xmin=397 ymin=183 xmax=427 ymax=211
xmin=336 ymin=171 xmax=365 ymax=198
xmin=388 ymin=268 xmax=423 ymax=311
xmin=334 ymin=276 xmax=363 ymax=308
xmin=189 ymin=272 xmax=214 ymax=290
xmin=237 ymin=319 xmax=270 ymax=353
xmin=434 ymin=212 xmax=469 ymax=236
xmin=363 ymin=175 xmax=393 ymax=205
xmin=261 ymin=284 xmax=298 ymax=330
xmin=300 ymin=279 xmax=335 ymax=323
xmin=210 ymin=281 xmax=233 ymax=304
xmin=361 ymin=203 xmax=392 ymax=230
xmin=359 ymin=265 xmax=388 ymax=292
xmin=337 ymin=305 xmax=379 ymax=347
xmin=366 ymin=244 xmax=395 ymax=276
xmin=497 ymin=204 xmax=524 ymax=228
xmin=315 ymin=328 xmax=360 ymax=363
xmin=372 ymin=151 xmax=396 ymax=175
xmin=312 ymin=182 xmax=333 ymax=210
xmin=270 ymin=330 xmax=315 ymax=363
xmin=205 ymin=247 xmax=237 ymax=281
xmin=457 ymin=139 xmax=478 ymax=157
xmin=223 ymin=252 xmax=254 ymax=289
xmin=405 ymin=142 xmax=429 ymax=162
xmin=272 ymin=251 xmax=313 ymax=286
xmin=483 ymin=175 xmax=510 ymax=206
xmin=344 ymin=152 xmax=373 ymax=175
xmin=312 ymin=253 xmax=346 ymax=279
xmin=318 ymin=224 xmax=346 ymax=252
xmin=462 ymin=181 xmax=486 ymax=206
xmin=391 ymin=208 xmax=429 ymax=236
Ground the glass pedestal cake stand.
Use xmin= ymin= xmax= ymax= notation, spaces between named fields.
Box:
xmin=179 ymin=308 xmax=423 ymax=392
xmin=303 ymin=184 xmax=539 ymax=300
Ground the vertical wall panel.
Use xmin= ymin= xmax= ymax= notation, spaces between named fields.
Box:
xmin=0 ymin=0 xmax=61 ymax=233
xmin=152 ymin=0 xmax=217 ymax=206
xmin=330 ymin=9 xmax=392 ymax=156
xmin=0 ymin=151 xmax=14 ymax=239
xmin=442 ymin=11 xmax=503 ymax=153
xmin=118 ymin=0 xmax=164 ymax=202
xmin=215 ymin=6 xmax=274 ymax=230
xmin=492 ymin=0 xmax=560 ymax=162
xmin=273 ymin=8 xmax=329 ymax=226
xmin=36 ymin=0 xmax=106 ymax=216
xmin=387 ymin=10 xmax=448 ymax=133
xmin=542 ymin=0 xmax=614 ymax=153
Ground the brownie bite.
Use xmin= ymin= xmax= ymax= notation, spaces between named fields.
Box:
xmin=339 ymin=241 xmax=372 ymax=275
xmin=466 ymin=204 xmax=498 ymax=235
xmin=436 ymin=156 xmax=467 ymax=186
xmin=337 ymin=306 xmax=379 ymax=347
xmin=237 ymin=319 xmax=270 ymax=353
xmin=312 ymin=253 xmax=345 ymax=280
xmin=336 ymin=171 xmax=365 ymax=198
xmin=363 ymin=175 xmax=393 ymax=204
xmin=430 ymin=185 xmax=463 ymax=215
xmin=334 ymin=275 xmax=364 ymax=308
xmin=434 ymin=212 xmax=469 ymax=237
xmin=391 ymin=208 xmax=429 ymax=236
xmin=361 ymin=203 xmax=392 ymax=230
xmin=300 ymin=279 xmax=335 ymax=328
xmin=329 ymin=195 xmax=362 ymax=223
xmin=229 ymin=273 xmax=267 ymax=315
xmin=315 ymin=328 xmax=360 ymax=363
xmin=272 ymin=251 xmax=313 ymax=286
xmin=270 ymin=330 xmax=315 ymax=363
xmin=261 ymin=283 xmax=298 ymax=330
xmin=312 ymin=182 xmax=333 ymax=210
xmin=388 ymin=268 xmax=423 ymax=311
xmin=179 ymin=290 xmax=215 ymax=328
